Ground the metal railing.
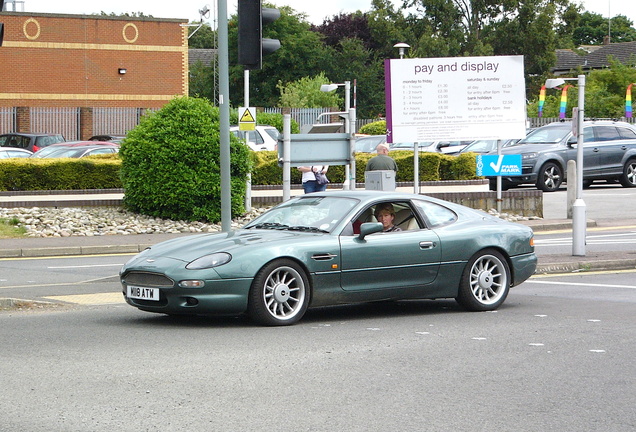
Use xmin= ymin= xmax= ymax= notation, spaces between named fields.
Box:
xmin=0 ymin=108 xmax=16 ymax=134
xmin=30 ymin=107 xmax=80 ymax=140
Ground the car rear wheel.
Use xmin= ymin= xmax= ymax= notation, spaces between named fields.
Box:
xmin=248 ymin=259 xmax=310 ymax=326
xmin=536 ymin=162 xmax=563 ymax=192
xmin=619 ymin=159 xmax=636 ymax=188
xmin=456 ymin=249 xmax=510 ymax=311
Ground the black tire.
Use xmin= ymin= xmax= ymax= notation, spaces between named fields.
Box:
xmin=536 ymin=162 xmax=563 ymax=192
xmin=247 ymin=259 xmax=310 ymax=326
xmin=619 ymin=159 xmax=636 ymax=188
xmin=456 ymin=249 xmax=510 ymax=312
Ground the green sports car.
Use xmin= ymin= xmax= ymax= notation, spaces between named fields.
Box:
xmin=120 ymin=191 xmax=537 ymax=326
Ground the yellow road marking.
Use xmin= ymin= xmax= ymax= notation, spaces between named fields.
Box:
xmin=0 ymin=253 xmax=135 ymax=261
xmin=44 ymin=292 xmax=124 ymax=305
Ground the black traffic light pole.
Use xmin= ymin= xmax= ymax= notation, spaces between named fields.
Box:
xmin=1 ymin=0 xmax=5 ymax=47
xmin=238 ymin=0 xmax=280 ymax=71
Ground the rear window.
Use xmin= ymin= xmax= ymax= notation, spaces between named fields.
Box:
xmin=35 ymin=135 xmax=65 ymax=148
xmin=593 ymin=126 xmax=621 ymax=141
xmin=618 ymin=127 xmax=636 ymax=139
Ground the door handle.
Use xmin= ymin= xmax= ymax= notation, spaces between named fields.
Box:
xmin=419 ymin=241 xmax=435 ymax=249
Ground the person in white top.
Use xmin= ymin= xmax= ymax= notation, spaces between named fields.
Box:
xmin=297 ymin=165 xmax=329 ymax=193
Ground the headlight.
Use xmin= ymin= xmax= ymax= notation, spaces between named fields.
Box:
xmin=186 ymin=252 xmax=232 ymax=270
xmin=522 ymin=152 xmax=538 ymax=160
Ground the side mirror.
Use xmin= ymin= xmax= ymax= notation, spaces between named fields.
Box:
xmin=567 ymin=136 xmax=577 ymax=146
xmin=358 ymin=222 xmax=383 ymax=240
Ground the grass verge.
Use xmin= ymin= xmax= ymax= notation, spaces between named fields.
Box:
xmin=0 ymin=217 xmax=26 ymax=238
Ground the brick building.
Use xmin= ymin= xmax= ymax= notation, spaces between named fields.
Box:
xmin=0 ymin=11 xmax=188 ymax=138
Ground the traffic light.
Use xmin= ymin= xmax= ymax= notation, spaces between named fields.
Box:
xmin=238 ymin=0 xmax=281 ymax=70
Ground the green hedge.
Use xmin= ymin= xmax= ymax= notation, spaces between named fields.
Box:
xmin=0 ymin=155 xmax=122 ymax=191
xmin=0 ymin=151 xmax=481 ymax=192
xmin=251 ymin=150 xmax=480 ymax=184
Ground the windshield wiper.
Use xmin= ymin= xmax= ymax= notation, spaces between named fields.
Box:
xmin=248 ymin=222 xmax=290 ymax=230
xmin=287 ymin=225 xmax=329 ymax=233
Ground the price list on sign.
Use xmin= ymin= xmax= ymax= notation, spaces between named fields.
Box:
xmin=385 ymin=55 xmax=527 ymax=143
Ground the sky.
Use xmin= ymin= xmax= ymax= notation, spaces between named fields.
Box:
xmin=5 ymin=0 xmax=635 ymax=31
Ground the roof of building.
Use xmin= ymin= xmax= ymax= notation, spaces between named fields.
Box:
xmin=189 ymin=49 xmax=216 ymax=67
xmin=552 ymin=41 xmax=636 ymax=74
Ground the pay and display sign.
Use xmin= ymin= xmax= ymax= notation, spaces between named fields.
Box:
xmin=476 ymin=155 xmax=522 ymax=176
xmin=385 ymin=55 xmax=527 ymax=143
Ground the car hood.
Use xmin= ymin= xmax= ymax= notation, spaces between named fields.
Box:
xmin=134 ymin=229 xmax=319 ymax=262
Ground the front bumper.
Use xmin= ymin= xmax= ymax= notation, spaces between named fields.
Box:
xmin=121 ymin=274 xmax=253 ymax=316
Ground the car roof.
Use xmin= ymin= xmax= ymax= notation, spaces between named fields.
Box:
xmin=0 ymin=132 xmax=63 ymax=137
xmin=0 ymin=146 xmax=33 ymax=152
xmin=45 ymin=141 xmax=116 ymax=147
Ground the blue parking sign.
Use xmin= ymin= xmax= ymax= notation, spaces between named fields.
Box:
xmin=476 ymin=155 xmax=522 ymax=176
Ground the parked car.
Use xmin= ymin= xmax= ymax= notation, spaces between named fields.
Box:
xmin=390 ymin=140 xmax=472 ymax=154
xmin=458 ymin=139 xmax=519 ymax=155
xmin=0 ymin=133 xmax=65 ymax=152
xmin=355 ymin=134 xmax=386 ymax=153
xmin=488 ymin=120 xmax=636 ymax=192
xmin=30 ymin=141 xmax=120 ymax=158
xmin=230 ymin=125 xmax=279 ymax=151
xmin=120 ymin=190 xmax=537 ymax=326
xmin=88 ymin=134 xmax=126 ymax=143
xmin=0 ymin=147 xmax=33 ymax=159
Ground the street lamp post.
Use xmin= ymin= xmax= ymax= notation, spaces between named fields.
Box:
xmin=320 ymin=81 xmax=353 ymax=189
xmin=392 ymin=43 xmax=419 ymax=193
xmin=545 ymin=75 xmax=586 ymax=256
xmin=393 ymin=42 xmax=410 ymax=59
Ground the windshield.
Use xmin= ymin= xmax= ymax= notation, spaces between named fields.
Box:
xmin=355 ymin=135 xmax=386 ymax=152
xmin=244 ymin=196 xmax=358 ymax=233
xmin=517 ymin=125 xmax=570 ymax=144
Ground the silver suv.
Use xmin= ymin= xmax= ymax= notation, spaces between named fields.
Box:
xmin=488 ymin=120 xmax=636 ymax=192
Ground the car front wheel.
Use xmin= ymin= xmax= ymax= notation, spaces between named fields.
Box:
xmin=620 ymin=159 xmax=636 ymax=188
xmin=456 ymin=249 xmax=510 ymax=311
xmin=248 ymin=259 xmax=310 ymax=326
xmin=536 ymin=162 xmax=563 ymax=192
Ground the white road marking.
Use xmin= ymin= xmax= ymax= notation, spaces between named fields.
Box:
xmin=524 ymin=280 xmax=636 ymax=289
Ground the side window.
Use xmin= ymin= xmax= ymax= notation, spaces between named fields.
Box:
xmin=253 ymin=131 xmax=264 ymax=145
xmin=594 ymin=126 xmax=621 ymax=142
xmin=10 ymin=136 xmax=30 ymax=149
xmin=583 ymin=128 xmax=595 ymax=143
xmin=618 ymin=127 xmax=636 ymax=139
xmin=413 ymin=199 xmax=457 ymax=228
xmin=349 ymin=201 xmax=421 ymax=234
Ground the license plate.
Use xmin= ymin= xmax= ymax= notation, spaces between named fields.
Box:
xmin=127 ymin=285 xmax=160 ymax=301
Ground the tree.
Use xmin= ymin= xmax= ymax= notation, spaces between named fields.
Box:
xmin=228 ymin=5 xmax=332 ymax=108
xmin=277 ymin=73 xmax=342 ymax=108
xmin=526 ymin=59 xmax=636 ymax=118
xmin=485 ymin=0 xmax=559 ymax=94
xmin=120 ymin=97 xmax=251 ymax=222
xmin=573 ymin=12 xmax=636 ymax=45
xmin=188 ymin=22 xmax=215 ymax=48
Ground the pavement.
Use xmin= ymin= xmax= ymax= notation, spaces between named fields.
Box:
xmin=1 ymin=184 xmax=635 ymax=275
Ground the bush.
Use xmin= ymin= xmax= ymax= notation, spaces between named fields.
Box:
xmin=0 ymin=157 xmax=122 ymax=191
xmin=358 ymin=120 xmax=386 ymax=135
xmin=119 ymin=97 xmax=251 ymax=222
